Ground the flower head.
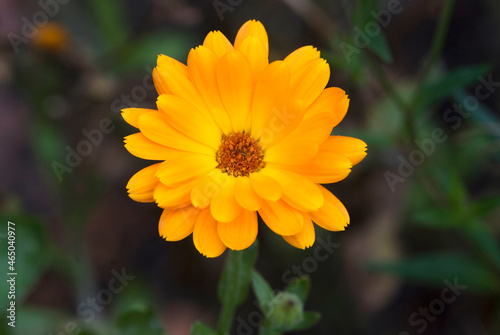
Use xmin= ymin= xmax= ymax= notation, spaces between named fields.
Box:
xmin=123 ymin=20 xmax=367 ymax=257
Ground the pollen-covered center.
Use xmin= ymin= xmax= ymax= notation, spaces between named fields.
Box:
xmin=216 ymin=132 xmax=265 ymax=177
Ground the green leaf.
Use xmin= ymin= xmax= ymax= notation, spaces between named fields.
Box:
xmin=367 ymin=32 xmax=393 ymax=63
xmin=436 ymin=169 xmax=467 ymax=208
xmin=116 ymin=306 xmax=165 ymax=335
xmin=352 ymin=0 xmax=376 ymax=27
xmin=190 ymin=321 xmax=218 ymax=335
xmin=411 ymin=207 xmax=462 ymax=228
xmin=462 ymin=223 xmax=500 ymax=271
xmin=415 ymin=64 xmax=492 ymax=111
xmin=0 ymin=216 xmax=51 ymax=309
xmin=251 ymin=270 xmax=275 ymax=309
xmin=452 ymin=90 xmax=500 ymax=138
xmin=287 ymin=311 xmax=321 ymax=332
xmin=471 ymin=197 xmax=500 ymax=218
xmin=284 ymin=277 xmax=311 ymax=302
xmin=218 ymin=242 xmax=258 ymax=306
xmin=367 ymin=253 xmax=500 ymax=293
xmin=350 ymin=0 xmax=393 ymax=63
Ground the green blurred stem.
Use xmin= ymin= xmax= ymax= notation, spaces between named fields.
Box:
xmin=367 ymin=0 xmax=456 ymax=144
xmin=415 ymin=0 xmax=457 ymax=88
xmin=365 ymin=53 xmax=416 ymax=144
xmin=217 ymin=243 xmax=258 ymax=334
xmin=216 ymin=249 xmax=250 ymax=334
xmin=217 ymin=294 xmax=236 ymax=335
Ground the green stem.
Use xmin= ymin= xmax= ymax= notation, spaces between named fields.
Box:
xmin=217 ymin=299 xmax=236 ymax=335
xmin=414 ymin=0 xmax=457 ymax=90
xmin=365 ymin=52 xmax=416 ymax=144
xmin=216 ymin=243 xmax=259 ymax=334
xmin=366 ymin=53 xmax=408 ymax=112
xmin=216 ymin=249 xmax=239 ymax=334
xmin=366 ymin=0 xmax=456 ymax=145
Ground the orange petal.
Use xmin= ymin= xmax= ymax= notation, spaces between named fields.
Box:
xmin=235 ymin=36 xmax=268 ymax=80
xmin=156 ymin=95 xmax=221 ymax=150
xmin=187 ymin=46 xmax=233 ymax=134
xmin=217 ymin=50 xmax=253 ymax=133
xmin=250 ymin=171 xmax=282 ymax=201
xmin=259 ymin=99 xmax=306 ymax=149
xmin=282 ymin=112 xmax=335 ymax=148
xmin=138 ymin=112 xmax=215 ymax=155
xmin=217 ymin=210 xmax=258 ymax=250
xmin=264 ymin=139 xmax=318 ymax=165
xmin=122 ymin=108 xmax=157 ymax=128
xmin=193 ymin=208 xmax=227 ymax=257
xmin=155 ymin=153 xmax=216 ymax=187
xmin=250 ymin=61 xmax=291 ymax=140
xmin=124 ymin=133 xmax=178 ymax=160
xmin=126 ymin=163 xmax=161 ymax=203
xmin=289 ymin=58 xmax=330 ymax=107
xmin=283 ymin=214 xmax=315 ymax=249
xmin=159 ymin=205 xmax=199 ymax=241
xmin=281 ymin=151 xmax=352 ymax=184
xmin=284 ymin=46 xmax=320 ymax=73
xmin=210 ymin=174 xmax=242 ymax=222
xmin=234 ymin=20 xmax=269 ymax=52
xmin=190 ymin=169 xmax=230 ymax=209
xmin=305 ymin=87 xmax=349 ymax=128
xmin=153 ymin=54 xmax=189 ymax=95
xmin=203 ymin=31 xmax=234 ymax=58
xmin=258 ymin=199 xmax=304 ymax=236
xmin=310 ymin=186 xmax=349 ymax=231
xmin=321 ymin=136 xmax=367 ymax=165
xmin=154 ymin=179 xmax=198 ymax=209
xmin=234 ymin=177 xmax=262 ymax=211
xmin=262 ymin=168 xmax=323 ymax=211
xmin=155 ymin=60 xmax=209 ymax=116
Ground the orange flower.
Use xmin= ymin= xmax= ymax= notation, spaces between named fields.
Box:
xmin=33 ymin=22 xmax=69 ymax=53
xmin=123 ymin=20 xmax=367 ymax=257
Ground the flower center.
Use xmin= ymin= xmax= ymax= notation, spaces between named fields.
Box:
xmin=216 ymin=132 xmax=265 ymax=177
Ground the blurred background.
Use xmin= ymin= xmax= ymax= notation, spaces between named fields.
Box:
xmin=1 ymin=0 xmax=499 ymax=334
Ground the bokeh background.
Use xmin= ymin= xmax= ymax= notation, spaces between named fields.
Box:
xmin=1 ymin=0 xmax=500 ymax=334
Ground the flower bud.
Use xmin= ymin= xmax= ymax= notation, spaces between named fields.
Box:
xmin=268 ymin=292 xmax=304 ymax=329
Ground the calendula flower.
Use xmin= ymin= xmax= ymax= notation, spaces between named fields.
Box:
xmin=123 ymin=20 xmax=366 ymax=257
xmin=33 ymin=22 xmax=69 ymax=53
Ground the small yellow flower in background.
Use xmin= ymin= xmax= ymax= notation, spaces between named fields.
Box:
xmin=123 ymin=20 xmax=367 ymax=257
